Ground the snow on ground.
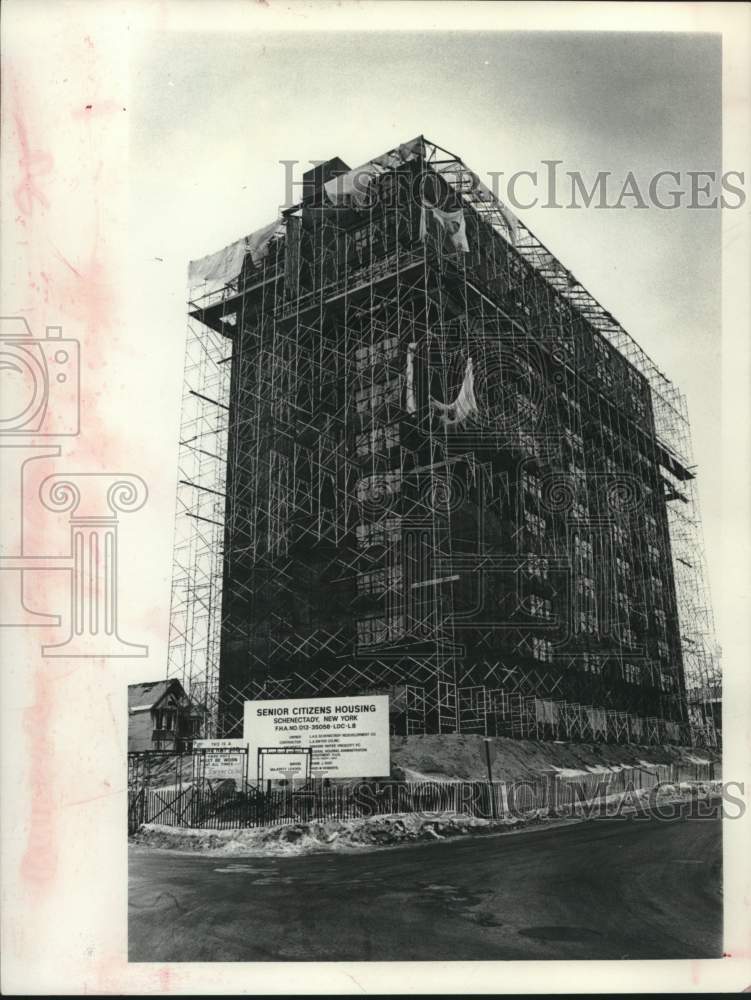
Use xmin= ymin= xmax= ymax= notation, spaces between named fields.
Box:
xmin=130 ymin=783 xmax=719 ymax=857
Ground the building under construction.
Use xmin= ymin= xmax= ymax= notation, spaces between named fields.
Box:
xmin=168 ymin=136 xmax=720 ymax=747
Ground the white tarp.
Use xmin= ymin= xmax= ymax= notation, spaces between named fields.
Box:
xmin=405 ymin=342 xmax=478 ymax=427
xmin=419 ymin=203 xmax=470 ymax=252
xmin=323 ymin=137 xmax=424 ymax=207
xmin=586 ymin=707 xmax=608 ymax=734
xmin=188 ymin=218 xmax=285 ymax=293
xmin=534 ymin=699 xmax=559 ymax=725
xmin=430 ymin=358 xmax=478 ymax=427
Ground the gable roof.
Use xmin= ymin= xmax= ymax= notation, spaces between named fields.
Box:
xmin=128 ymin=678 xmax=186 ymax=714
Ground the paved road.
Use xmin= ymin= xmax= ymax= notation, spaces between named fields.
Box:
xmin=129 ymin=810 xmax=722 ymax=962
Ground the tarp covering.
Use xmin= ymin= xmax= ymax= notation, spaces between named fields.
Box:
xmin=188 ymin=218 xmax=285 ymax=292
xmin=323 ymin=137 xmax=424 ymax=207
xmin=420 ymin=203 xmax=470 ymax=252
xmin=586 ymin=707 xmax=608 ymax=734
xmin=432 ymin=165 xmax=518 ymax=244
xmin=535 ymin=699 xmax=559 ymax=725
xmin=430 ymin=358 xmax=478 ymax=427
xmin=405 ymin=343 xmax=479 ymax=428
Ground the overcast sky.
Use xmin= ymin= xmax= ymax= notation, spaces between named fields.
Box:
xmin=130 ymin=29 xmax=723 ymax=660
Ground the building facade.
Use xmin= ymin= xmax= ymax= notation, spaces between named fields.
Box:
xmin=128 ymin=679 xmax=204 ymax=752
xmin=170 ymin=137 xmax=719 ymax=746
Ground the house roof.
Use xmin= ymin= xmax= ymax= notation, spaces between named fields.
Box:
xmin=128 ymin=678 xmax=186 ymax=714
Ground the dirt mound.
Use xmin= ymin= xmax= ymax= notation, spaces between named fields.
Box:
xmin=388 ymin=735 xmax=719 ymax=782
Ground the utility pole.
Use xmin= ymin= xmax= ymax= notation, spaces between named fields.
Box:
xmin=483 ymin=738 xmax=497 ymax=819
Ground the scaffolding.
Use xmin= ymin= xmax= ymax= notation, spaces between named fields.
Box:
xmin=167 ymin=136 xmax=720 ymax=747
xmin=165 ymin=311 xmax=231 ymax=734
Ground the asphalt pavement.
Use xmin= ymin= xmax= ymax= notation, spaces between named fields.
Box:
xmin=129 ymin=808 xmax=722 ymax=962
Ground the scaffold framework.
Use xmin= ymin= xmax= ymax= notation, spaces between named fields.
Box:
xmin=167 ymin=136 xmax=720 ymax=747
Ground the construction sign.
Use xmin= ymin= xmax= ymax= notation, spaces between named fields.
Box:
xmin=243 ymin=696 xmax=390 ymax=781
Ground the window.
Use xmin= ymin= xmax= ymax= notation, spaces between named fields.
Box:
xmin=657 ymin=639 xmax=670 ymax=661
xmin=596 ymin=361 xmax=614 ymax=389
xmin=526 ymin=554 xmax=549 ymax=580
xmin=560 ymin=390 xmax=581 ymax=417
xmin=574 ymin=535 xmax=593 ymax=572
xmin=355 ymin=430 xmax=371 ymax=457
xmin=594 ymin=337 xmax=610 ymax=361
xmin=582 ymin=653 xmax=602 ymax=675
xmin=528 ymin=594 xmax=553 ymax=619
xmin=352 ymin=226 xmax=370 ymax=258
xmin=355 ymin=423 xmax=400 ymax=457
xmin=568 ymin=463 xmax=587 ymax=492
xmin=355 ymin=337 xmax=398 ymax=372
xmin=617 ymin=591 xmax=632 ymax=615
xmin=356 ymin=517 xmax=401 ymax=549
xmin=579 ymin=610 xmax=598 ymax=634
xmin=621 ymin=627 xmax=637 ymax=649
xmin=524 ymin=510 xmax=545 ymax=538
xmin=518 ymin=433 xmax=541 ymax=458
xmin=630 ymin=391 xmax=647 ymax=419
xmin=356 ymin=567 xmax=402 ymax=595
xmin=531 ymin=637 xmax=553 ymax=663
xmin=355 ymin=387 xmax=370 ymax=414
xmin=564 ymin=427 xmax=584 ymax=455
xmin=623 ymin=662 xmax=641 ymax=684
xmin=612 ymin=524 xmax=627 ymax=547
xmin=521 ymin=469 xmax=542 ymax=500
xmin=356 ymin=614 xmax=404 ymax=647
xmin=356 ymin=471 xmax=401 ymax=503
xmin=384 ymin=423 xmax=400 ymax=449
xmin=355 ymin=377 xmax=401 ymax=414
xmin=627 ymin=367 xmax=642 ymax=391
xmin=571 ymin=500 xmax=588 ymax=520
xmin=658 ymin=670 xmax=674 ymax=691
xmin=515 ymin=392 xmax=539 ymax=424
xmin=654 ymin=608 xmax=667 ymax=629
xmin=648 ymin=543 xmax=660 ymax=564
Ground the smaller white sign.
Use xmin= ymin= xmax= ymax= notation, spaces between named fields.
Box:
xmin=259 ymin=749 xmax=311 ymax=781
xmin=193 ymin=738 xmax=247 ymax=781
